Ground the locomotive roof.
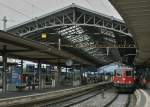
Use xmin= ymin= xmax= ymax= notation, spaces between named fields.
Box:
xmin=115 ymin=67 xmax=133 ymax=70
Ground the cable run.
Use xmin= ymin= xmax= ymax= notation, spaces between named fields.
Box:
xmin=100 ymin=0 xmax=111 ymax=15
xmin=0 ymin=1 xmax=31 ymax=18
xmin=23 ymin=0 xmax=45 ymax=12
xmin=85 ymin=0 xmax=96 ymax=10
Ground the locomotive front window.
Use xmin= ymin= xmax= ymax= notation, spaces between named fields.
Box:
xmin=115 ymin=69 xmax=122 ymax=76
xmin=126 ymin=71 xmax=132 ymax=76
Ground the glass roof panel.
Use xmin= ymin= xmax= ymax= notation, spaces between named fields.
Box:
xmin=58 ymin=25 xmax=112 ymax=62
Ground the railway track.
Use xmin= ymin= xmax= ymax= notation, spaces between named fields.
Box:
xmin=103 ymin=93 xmax=131 ymax=107
xmin=65 ymin=88 xmax=132 ymax=107
xmin=40 ymin=88 xmax=106 ymax=107
xmin=32 ymin=83 xmax=112 ymax=107
xmin=39 ymin=88 xmax=131 ymax=107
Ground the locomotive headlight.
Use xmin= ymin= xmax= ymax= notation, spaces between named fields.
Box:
xmin=123 ymin=78 xmax=125 ymax=81
xmin=129 ymin=81 xmax=131 ymax=84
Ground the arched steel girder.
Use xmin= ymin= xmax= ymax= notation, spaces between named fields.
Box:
xmin=7 ymin=24 xmax=131 ymax=37
xmin=7 ymin=4 xmax=131 ymax=37
xmin=7 ymin=24 xmax=131 ymax=39
xmin=6 ymin=4 xmax=134 ymax=65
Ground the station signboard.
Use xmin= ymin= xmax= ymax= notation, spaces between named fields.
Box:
xmin=11 ymin=66 xmax=21 ymax=85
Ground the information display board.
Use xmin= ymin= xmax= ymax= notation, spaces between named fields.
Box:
xmin=11 ymin=66 xmax=21 ymax=85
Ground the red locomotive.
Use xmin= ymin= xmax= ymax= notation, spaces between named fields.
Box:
xmin=112 ymin=66 xmax=136 ymax=92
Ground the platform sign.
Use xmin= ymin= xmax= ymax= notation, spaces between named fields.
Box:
xmin=11 ymin=66 xmax=21 ymax=85
xmin=41 ymin=33 xmax=47 ymax=39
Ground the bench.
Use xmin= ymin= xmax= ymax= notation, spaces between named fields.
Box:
xmin=16 ymin=84 xmax=26 ymax=91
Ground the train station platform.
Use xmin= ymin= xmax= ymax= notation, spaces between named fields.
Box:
xmin=0 ymin=85 xmax=72 ymax=99
xmin=0 ymin=82 xmax=111 ymax=107
xmin=135 ymin=89 xmax=150 ymax=107
xmin=142 ymin=89 xmax=150 ymax=107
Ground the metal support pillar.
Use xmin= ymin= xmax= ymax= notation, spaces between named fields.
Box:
xmin=57 ymin=66 xmax=61 ymax=86
xmin=72 ymin=66 xmax=75 ymax=82
xmin=2 ymin=46 xmax=7 ymax=93
xmin=38 ymin=62 xmax=41 ymax=89
xmin=20 ymin=60 xmax=23 ymax=81
xmin=72 ymin=4 xmax=76 ymax=24
xmin=72 ymin=66 xmax=76 ymax=86
xmin=66 ymin=67 xmax=67 ymax=78
xmin=80 ymin=66 xmax=84 ymax=85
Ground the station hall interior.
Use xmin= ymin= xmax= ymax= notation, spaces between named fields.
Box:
xmin=0 ymin=0 xmax=150 ymax=107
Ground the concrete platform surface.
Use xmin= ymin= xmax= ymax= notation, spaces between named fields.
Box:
xmin=135 ymin=89 xmax=150 ymax=107
xmin=141 ymin=89 xmax=150 ymax=107
xmin=0 ymin=85 xmax=72 ymax=99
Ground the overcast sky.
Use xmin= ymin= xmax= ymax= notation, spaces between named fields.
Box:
xmin=0 ymin=0 xmax=122 ymax=30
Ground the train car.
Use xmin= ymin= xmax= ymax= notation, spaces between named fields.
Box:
xmin=112 ymin=67 xmax=136 ymax=92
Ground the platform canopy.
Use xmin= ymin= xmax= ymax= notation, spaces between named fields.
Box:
xmin=7 ymin=4 xmax=136 ymax=65
xmin=110 ymin=0 xmax=150 ymax=66
xmin=0 ymin=30 xmax=93 ymax=65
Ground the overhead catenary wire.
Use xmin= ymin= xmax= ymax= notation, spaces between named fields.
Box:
xmin=85 ymin=0 xmax=96 ymax=10
xmin=100 ymin=0 xmax=112 ymax=15
xmin=0 ymin=1 xmax=32 ymax=18
xmin=23 ymin=0 xmax=45 ymax=12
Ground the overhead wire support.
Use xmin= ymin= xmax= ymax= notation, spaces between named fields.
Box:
xmin=2 ymin=16 xmax=7 ymax=31
xmin=1 ymin=16 xmax=17 ymax=31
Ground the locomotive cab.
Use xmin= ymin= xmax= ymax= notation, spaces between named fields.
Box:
xmin=113 ymin=67 xmax=135 ymax=92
